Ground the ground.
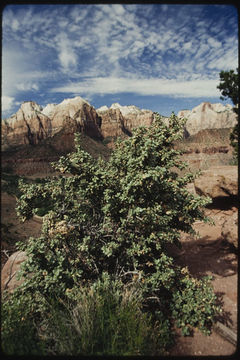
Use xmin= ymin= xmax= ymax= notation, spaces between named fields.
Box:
xmin=170 ymin=207 xmax=238 ymax=356
xmin=1 ymin=191 xmax=238 ymax=356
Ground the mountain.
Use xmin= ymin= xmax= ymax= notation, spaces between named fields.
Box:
xmin=2 ymin=96 xmax=102 ymax=151
xmin=2 ymin=97 xmax=237 ymax=150
xmin=178 ymin=102 xmax=237 ymax=136
xmin=1 ymin=97 xmax=237 ymax=175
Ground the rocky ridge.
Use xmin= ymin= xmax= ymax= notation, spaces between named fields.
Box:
xmin=2 ymin=97 xmax=237 ymax=150
xmin=178 ymin=102 xmax=237 ymax=136
xmin=1 ymin=97 xmax=237 ymax=174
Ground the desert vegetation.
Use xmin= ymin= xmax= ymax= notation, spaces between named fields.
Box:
xmin=2 ymin=113 xmax=222 ymax=355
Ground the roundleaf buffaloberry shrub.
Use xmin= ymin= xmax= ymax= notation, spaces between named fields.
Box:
xmin=2 ymin=113 xmax=221 ymax=355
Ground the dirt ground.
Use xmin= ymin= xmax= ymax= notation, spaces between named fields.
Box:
xmin=1 ymin=192 xmax=42 ymax=267
xmin=1 ymin=192 xmax=238 ymax=356
xmin=169 ymin=207 xmax=238 ymax=356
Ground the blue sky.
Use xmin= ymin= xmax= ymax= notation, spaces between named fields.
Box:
xmin=2 ymin=3 xmax=238 ymax=118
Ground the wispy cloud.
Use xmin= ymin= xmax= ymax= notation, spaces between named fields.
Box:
xmin=2 ymin=4 xmax=238 ymax=117
xmin=52 ymin=77 xmax=219 ymax=98
xmin=2 ymin=96 xmax=17 ymax=113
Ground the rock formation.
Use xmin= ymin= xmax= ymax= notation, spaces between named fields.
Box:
xmin=194 ymin=166 xmax=238 ymax=200
xmin=96 ymin=103 xmax=155 ymax=139
xmin=2 ymin=101 xmax=52 ymax=149
xmin=96 ymin=107 xmax=128 ymax=139
xmin=178 ymin=102 xmax=237 ymax=136
xmin=45 ymin=96 xmax=102 ymax=139
xmin=2 ymin=98 xmax=237 ymax=150
xmin=2 ymin=98 xmax=237 ymax=174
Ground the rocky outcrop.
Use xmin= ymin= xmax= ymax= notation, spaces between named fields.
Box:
xmin=176 ymin=128 xmax=234 ymax=170
xmin=2 ymin=101 xmax=52 ymax=149
xmin=178 ymin=102 xmax=237 ymax=136
xmin=3 ymin=99 xmax=237 ymax=150
xmin=47 ymin=97 xmax=102 ymax=139
xmin=194 ymin=166 xmax=238 ymax=200
xmin=97 ymin=103 xmax=155 ymax=139
xmin=2 ymin=97 xmax=102 ymax=150
xmin=1 ymin=251 xmax=27 ymax=293
xmin=96 ymin=107 xmax=128 ymax=139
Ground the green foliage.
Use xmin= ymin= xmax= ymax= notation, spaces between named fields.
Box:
xmin=2 ymin=114 xmax=221 ymax=355
xmin=217 ymin=68 xmax=238 ymax=159
xmin=170 ymin=270 xmax=221 ymax=336
xmin=1 ymin=173 xmax=26 ymax=197
xmin=217 ymin=68 xmax=239 ymax=110
xmin=1 ymin=292 xmax=45 ymax=355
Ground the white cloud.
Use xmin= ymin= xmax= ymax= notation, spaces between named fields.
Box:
xmin=56 ymin=32 xmax=78 ymax=72
xmin=2 ymin=4 xmax=238 ymax=107
xmin=2 ymin=96 xmax=16 ymax=113
xmin=52 ymin=77 xmax=220 ymax=98
xmin=11 ymin=18 xmax=19 ymax=31
xmin=2 ymin=45 xmax=54 ymax=101
xmin=16 ymin=82 xmax=39 ymax=91
xmin=207 ymin=37 xmax=222 ymax=48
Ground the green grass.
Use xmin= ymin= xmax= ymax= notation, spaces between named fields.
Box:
xmin=2 ymin=278 xmax=172 ymax=356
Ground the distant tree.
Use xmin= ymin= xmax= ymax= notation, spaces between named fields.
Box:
xmin=217 ymin=68 xmax=238 ymax=159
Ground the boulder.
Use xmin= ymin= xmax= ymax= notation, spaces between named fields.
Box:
xmin=221 ymin=212 xmax=238 ymax=249
xmin=1 ymin=251 xmax=27 ymax=293
xmin=194 ymin=166 xmax=238 ymax=199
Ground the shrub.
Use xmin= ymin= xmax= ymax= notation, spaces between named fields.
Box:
xmin=1 ymin=292 xmax=45 ymax=355
xmin=2 ymin=113 xmax=221 ymax=355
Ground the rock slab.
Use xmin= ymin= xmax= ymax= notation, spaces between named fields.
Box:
xmin=1 ymin=251 xmax=27 ymax=293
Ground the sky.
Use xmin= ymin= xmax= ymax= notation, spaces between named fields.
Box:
xmin=2 ymin=3 xmax=238 ymax=118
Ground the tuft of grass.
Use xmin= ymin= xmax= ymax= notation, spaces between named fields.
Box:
xmin=38 ymin=277 xmax=172 ymax=356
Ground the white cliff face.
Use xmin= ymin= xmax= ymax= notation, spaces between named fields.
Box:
xmin=110 ymin=103 xmax=142 ymax=116
xmin=178 ymin=102 xmax=237 ymax=135
xmin=96 ymin=105 xmax=109 ymax=113
xmin=49 ymin=96 xmax=90 ymax=120
xmin=42 ymin=103 xmax=57 ymax=117
xmin=6 ymin=101 xmax=43 ymax=127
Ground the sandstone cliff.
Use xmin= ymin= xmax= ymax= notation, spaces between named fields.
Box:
xmin=2 ymin=96 xmax=102 ymax=150
xmin=96 ymin=103 xmax=155 ymax=138
xmin=178 ymin=102 xmax=237 ymax=136
xmin=44 ymin=96 xmax=102 ymax=139
xmin=2 ymin=101 xmax=52 ymax=149
xmin=2 ymin=98 xmax=236 ymax=150
xmin=2 ymin=98 xmax=237 ymax=174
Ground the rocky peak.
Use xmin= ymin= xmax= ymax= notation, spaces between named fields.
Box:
xmin=42 ymin=103 xmax=57 ymax=117
xmin=178 ymin=102 xmax=237 ymax=136
xmin=96 ymin=105 xmax=109 ymax=113
xmin=110 ymin=103 xmax=141 ymax=116
xmin=5 ymin=101 xmax=43 ymax=127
